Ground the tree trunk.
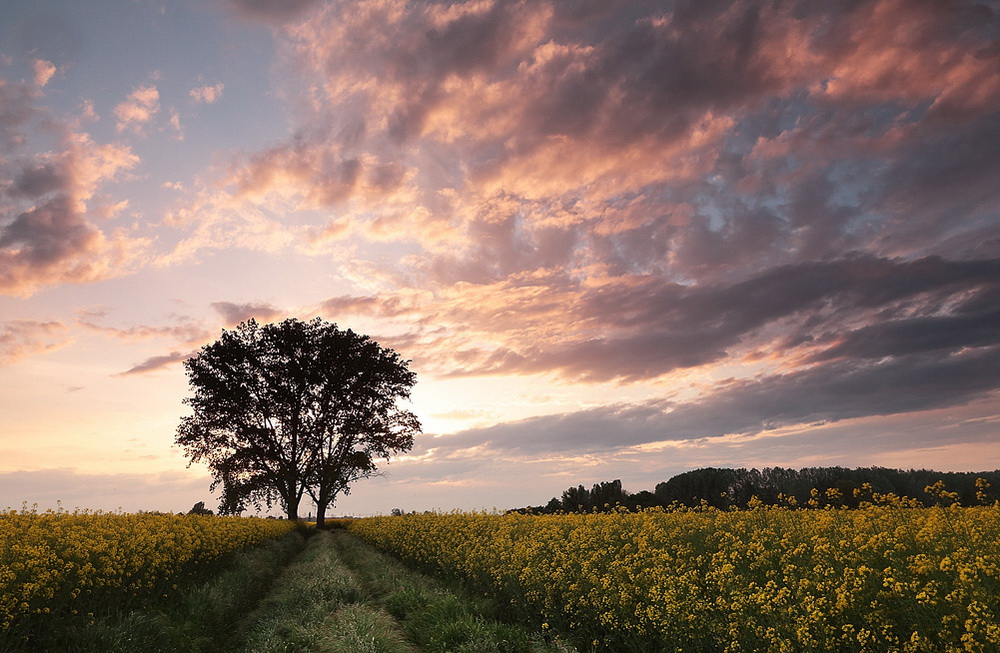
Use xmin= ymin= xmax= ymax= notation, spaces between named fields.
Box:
xmin=315 ymin=501 xmax=327 ymax=529
xmin=285 ymin=494 xmax=300 ymax=521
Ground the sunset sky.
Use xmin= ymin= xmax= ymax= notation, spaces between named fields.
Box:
xmin=2 ymin=0 xmax=999 ymax=516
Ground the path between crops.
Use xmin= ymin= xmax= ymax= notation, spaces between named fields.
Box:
xmin=228 ymin=529 xmax=571 ymax=653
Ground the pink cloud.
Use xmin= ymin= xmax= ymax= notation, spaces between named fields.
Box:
xmin=32 ymin=59 xmax=56 ymax=87
xmin=815 ymin=0 xmax=1000 ymax=116
xmin=157 ymin=0 xmax=1000 ymax=438
xmin=0 ymin=78 xmax=149 ymax=296
xmin=77 ymin=316 xmax=209 ymax=346
xmin=189 ymin=82 xmax=224 ymax=104
xmin=114 ymin=85 xmax=159 ymax=133
xmin=0 ymin=320 xmax=69 ymax=365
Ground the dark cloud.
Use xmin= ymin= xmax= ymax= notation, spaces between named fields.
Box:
xmin=874 ymin=111 xmax=1000 ymax=258
xmin=210 ymin=301 xmax=282 ymax=326
xmin=441 ymin=255 xmax=1000 ymax=382
xmin=223 ymin=0 xmax=994 ymax=327
xmin=0 ymin=73 xmax=142 ymax=296
xmin=0 ymin=193 xmax=120 ymax=296
xmin=433 ymin=346 xmax=1000 ymax=457
xmin=812 ymin=309 xmax=1000 ymax=362
xmin=0 ymin=196 xmax=97 ymax=266
xmin=10 ymin=163 xmax=66 ymax=198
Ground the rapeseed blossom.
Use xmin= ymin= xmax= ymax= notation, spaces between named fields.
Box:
xmin=349 ymin=499 xmax=1000 ymax=651
xmin=0 ymin=507 xmax=294 ymax=641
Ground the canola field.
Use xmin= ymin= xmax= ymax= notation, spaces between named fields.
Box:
xmin=348 ymin=501 xmax=1000 ymax=652
xmin=0 ymin=507 xmax=295 ymax=643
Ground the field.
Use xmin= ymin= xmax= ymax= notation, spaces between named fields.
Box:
xmin=3 ymin=501 xmax=1000 ymax=652
xmin=0 ymin=509 xmax=565 ymax=652
xmin=348 ymin=503 xmax=1000 ymax=652
xmin=0 ymin=507 xmax=297 ymax=648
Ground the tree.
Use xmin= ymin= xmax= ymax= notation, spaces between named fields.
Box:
xmin=175 ymin=317 xmax=420 ymax=528
xmin=187 ymin=501 xmax=213 ymax=515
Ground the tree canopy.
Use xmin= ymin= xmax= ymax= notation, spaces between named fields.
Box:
xmin=513 ymin=467 xmax=1000 ymax=514
xmin=175 ymin=317 xmax=420 ymax=527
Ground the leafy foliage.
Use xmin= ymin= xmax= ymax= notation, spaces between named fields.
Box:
xmin=176 ymin=318 xmax=420 ymax=525
xmin=518 ymin=467 xmax=1000 ymax=513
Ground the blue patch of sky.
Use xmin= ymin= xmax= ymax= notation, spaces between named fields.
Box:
xmin=3 ymin=1 xmax=289 ymax=176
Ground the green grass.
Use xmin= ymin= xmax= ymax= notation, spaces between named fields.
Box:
xmin=31 ymin=531 xmax=307 ymax=653
xmin=233 ymin=528 xmax=570 ymax=652
xmin=232 ymin=530 xmax=368 ymax=652
xmin=327 ymin=529 xmax=573 ymax=653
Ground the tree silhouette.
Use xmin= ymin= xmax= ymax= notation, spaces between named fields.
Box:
xmin=187 ymin=501 xmax=213 ymax=515
xmin=175 ymin=317 xmax=420 ymax=527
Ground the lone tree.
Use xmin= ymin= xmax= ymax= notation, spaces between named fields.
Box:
xmin=176 ymin=317 xmax=420 ymax=528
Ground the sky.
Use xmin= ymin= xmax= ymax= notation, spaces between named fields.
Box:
xmin=1 ymin=0 xmax=999 ymax=516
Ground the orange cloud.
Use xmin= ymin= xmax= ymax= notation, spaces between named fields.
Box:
xmin=816 ymin=0 xmax=1000 ymax=116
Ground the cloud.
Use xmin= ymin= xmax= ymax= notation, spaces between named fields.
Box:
xmin=77 ymin=315 xmax=209 ymax=346
xmin=813 ymin=0 xmax=1000 ymax=116
xmin=211 ymin=301 xmax=283 ymax=326
xmin=323 ymin=255 xmax=1000 ymax=383
xmin=168 ymin=107 xmax=183 ymax=139
xmin=9 ymin=162 xmax=66 ymax=198
xmin=0 ymin=77 xmax=41 ymax=150
xmin=118 ymin=351 xmax=193 ymax=376
xmin=431 ymin=345 xmax=1000 ymax=459
xmin=114 ymin=85 xmax=159 ymax=133
xmin=189 ymin=0 xmax=990 ymax=294
xmin=811 ymin=308 xmax=1000 ymax=362
xmin=0 ymin=320 xmax=69 ymax=365
xmin=32 ymin=59 xmax=56 ymax=87
xmin=321 ymin=293 xmax=423 ymax=320
xmin=0 ymin=196 xmax=129 ymax=295
xmin=225 ymin=0 xmax=319 ymax=24
xmin=158 ymin=188 xmax=299 ymax=265
xmin=189 ymin=82 xmax=224 ymax=104
xmin=0 ymin=115 xmax=148 ymax=296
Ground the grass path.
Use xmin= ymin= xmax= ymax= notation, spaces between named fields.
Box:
xmin=232 ymin=529 xmax=573 ymax=653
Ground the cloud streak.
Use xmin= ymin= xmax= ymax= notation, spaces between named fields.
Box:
xmin=118 ymin=351 xmax=194 ymax=376
xmin=431 ymin=347 xmax=1000 ymax=459
xmin=0 ymin=320 xmax=69 ymax=365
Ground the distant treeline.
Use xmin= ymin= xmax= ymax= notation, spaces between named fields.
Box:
xmin=515 ymin=467 xmax=1000 ymax=513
